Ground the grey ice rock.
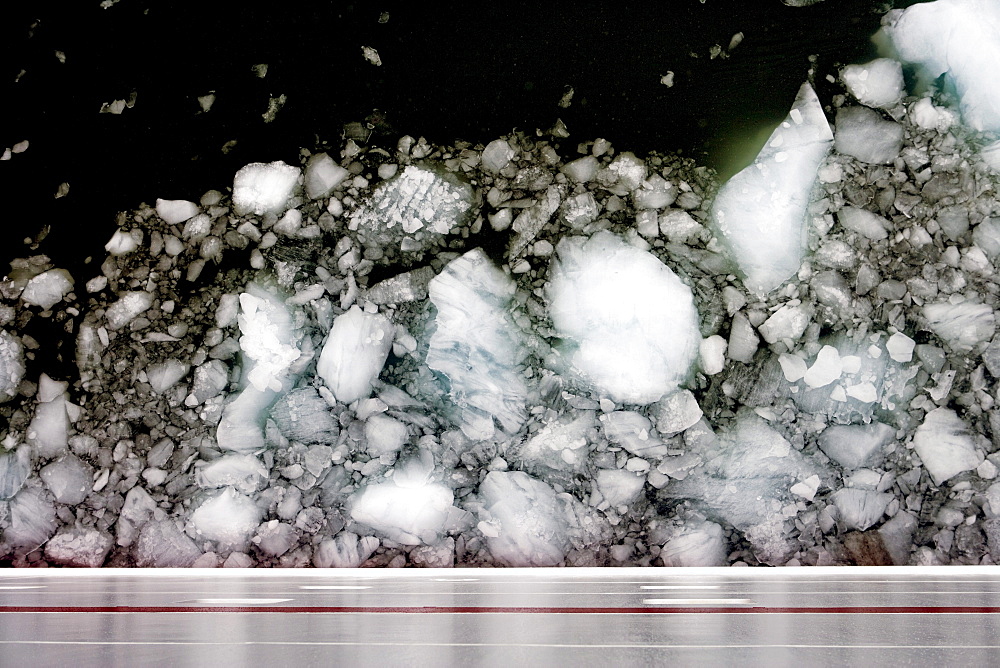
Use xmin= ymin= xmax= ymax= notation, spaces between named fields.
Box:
xmin=364 ymin=413 xmax=409 ymax=456
xmin=547 ymin=231 xmax=701 ymax=404
xmin=232 ymin=161 xmax=301 ymax=216
xmin=883 ymin=0 xmax=1000 ymax=132
xmin=27 ymin=375 xmax=71 ymax=459
xmin=317 ymin=306 xmax=394 ymax=404
xmin=216 ymin=384 xmax=278 ymax=453
xmin=2 ymin=486 xmax=57 ymax=552
xmin=349 ymin=164 xmax=474 ymax=257
xmin=711 ymin=83 xmax=833 ymax=295
xmin=44 ymin=527 xmax=113 ymax=567
xmin=819 ymin=422 xmax=894 ymax=470
xmin=270 ymin=387 xmax=339 ymax=445
xmin=146 ymin=359 xmax=190 ymax=395
xmin=601 ymin=411 xmax=669 ymax=458
xmin=304 ymin=152 xmax=349 ymax=200
xmin=840 ymin=58 xmax=905 ymax=110
xmin=837 ymin=206 xmax=891 ymax=241
xmin=21 ymin=268 xmax=74 ymax=309
xmin=831 ymin=488 xmax=893 ymax=531
xmin=196 ymin=454 xmax=268 ymax=495
xmin=190 ymin=487 xmax=262 ymax=551
xmin=835 ymin=106 xmax=905 ymax=164
xmin=40 ymin=455 xmax=93 ymax=505
xmin=0 ymin=445 xmax=31 ymax=499
xmin=134 ymin=520 xmax=201 ymax=567
xmin=912 ymin=407 xmax=982 ymax=486
xmin=660 ymin=521 xmax=727 ymax=567
xmin=349 ymin=481 xmax=457 ymax=546
xmin=314 ymin=532 xmax=380 ymax=568
xmin=105 ymin=291 xmax=153 ymax=330
xmin=0 ymin=330 xmax=25 ymax=403
xmin=426 ymin=249 xmax=528 ymax=440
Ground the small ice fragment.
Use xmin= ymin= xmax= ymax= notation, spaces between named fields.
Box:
xmin=699 ymin=335 xmax=727 ymax=375
xmin=758 ymin=303 xmax=812 ymax=344
xmin=21 ymin=269 xmax=73 ymax=309
xmin=146 ymin=359 xmax=189 ymax=394
xmin=837 ymin=206 xmax=890 ymax=240
xmin=155 ymin=198 xmax=200 ymax=225
xmin=790 ymin=475 xmax=821 ymax=501
xmin=846 ymin=382 xmax=877 ymax=403
xmin=134 ymin=520 xmax=202 ymax=567
xmin=659 ymin=521 xmax=726 ymax=567
xmin=803 ymin=345 xmax=843 ymax=388
xmin=778 ymin=353 xmax=808 ymax=382
xmin=835 ymin=107 xmax=904 ymax=164
xmin=313 ymin=532 xmax=380 ymax=568
xmin=40 ymin=455 xmax=94 ymax=505
xmin=364 ymin=413 xmax=408 ymax=456
xmin=361 ymin=46 xmax=382 ymax=66
xmin=349 ymin=481 xmax=456 ymax=546
xmin=304 ymin=152 xmax=349 ymax=199
xmin=886 ymin=331 xmax=915 ymax=362
xmin=0 ymin=330 xmax=24 ymax=403
xmin=819 ymin=421 xmax=893 ymax=469
xmin=105 ymin=291 xmax=153 ymax=330
xmin=482 ymin=139 xmax=516 ymax=173
xmin=651 ymin=390 xmax=703 ymax=437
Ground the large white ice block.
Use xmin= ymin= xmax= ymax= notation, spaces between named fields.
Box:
xmin=711 ymin=83 xmax=833 ymax=296
xmin=317 ymin=306 xmax=394 ymax=404
xmin=232 ymin=161 xmax=301 ymax=216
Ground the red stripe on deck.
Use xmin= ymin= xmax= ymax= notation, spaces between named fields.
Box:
xmin=2 ymin=606 xmax=1000 ymax=614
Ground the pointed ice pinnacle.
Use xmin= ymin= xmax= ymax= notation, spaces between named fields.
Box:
xmin=711 ymin=83 xmax=833 ymax=296
xmin=426 ymin=249 xmax=527 ymax=440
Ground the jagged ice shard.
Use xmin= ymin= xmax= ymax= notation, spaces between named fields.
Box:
xmin=711 ymin=83 xmax=833 ymax=296
xmin=882 ymin=0 xmax=1000 ymax=132
xmin=426 ymin=249 xmax=527 ymax=440
xmin=547 ymin=231 xmax=700 ymax=405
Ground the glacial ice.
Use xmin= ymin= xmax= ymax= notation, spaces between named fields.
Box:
xmin=883 ymin=0 xmax=1000 ymax=132
xmin=547 ymin=231 xmax=700 ymax=404
xmin=840 ymin=58 xmax=905 ymax=109
xmin=426 ymin=249 xmax=527 ymax=439
xmin=27 ymin=379 xmax=71 ymax=459
xmin=145 ymin=359 xmax=190 ymax=395
xmin=364 ymin=413 xmax=409 ymax=456
xmin=155 ymin=198 xmax=200 ymax=225
xmin=190 ymin=487 xmax=262 ymax=551
xmin=317 ymin=305 xmax=394 ymax=404
xmin=590 ymin=469 xmax=645 ymax=508
xmin=0 ymin=330 xmax=24 ymax=403
xmin=518 ymin=410 xmax=595 ymax=475
xmin=216 ymin=385 xmax=278 ymax=453
xmin=711 ymin=83 xmax=833 ymax=295
xmin=21 ymin=268 xmax=74 ymax=309
xmin=835 ymin=106 xmax=904 ymax=165
xmin=105 ymin=291 xmax=153 ymax=330
xmin=349 ymin=481 xmax=456 ymax=546
xmin=912 ymin=407 xmax=982 ymax=486
xmin=232 ymin=161 xmax=301 ymax=216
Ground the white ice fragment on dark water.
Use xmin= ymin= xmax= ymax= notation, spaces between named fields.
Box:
xmin=886 ymin=331 xmax=915 ymax=362
xmin=923 ymin=301 xmax=995 ymax=353
xmin=803 ymin=345 xmax=843 ymax=388
xmin=349 ymin=481 xmax=456 ymax=546
xmin=835 ymin=106 xmax=904 ymax=165
xmin=840 ymin=58 xmax=905 ymax=110
xmin=482 ymin=139 xmax=516 ymax=174
xmin=232 ymin=161 xmax=301 ymax=217
xmin=837 ymin=206 xmax=890 ymax=241
xmin=361 ymin=46 xmax=382 ymax=66
xmin=426 ymin=248 xmax=527 ymax=439
xmin=659 ymin=521 xmax=727 ymax=567
xmin=304 ymin=152 xmax=349 ymax=200
xmin=104 ymin=229 xmax=140 ymax=256
xmin=758 ymin=303 xmax=813 ymax=344
xmin=190 ymin=487 xmax=262 ymax=551
xmin=155 ymin=198 xmax=200 ymax=225
xmin=547 ymin=231 xmax=700 ymax=404
xmin=317 ymin=305 xmax=393 ymax=404
xmin=21 ymin=268 xmax=74 ymax=310
xmin=711 ymin=82 xmax=833 ymax=296
xmin=912 ymin=407 xmax=982 ymax=486
xmin=0 ymin=330 xmax=25 ymax=403
xmin=883 ymin=0 xmax=1000 ymax=132
xmin=105 ymin=291 xmax=153 ymax=330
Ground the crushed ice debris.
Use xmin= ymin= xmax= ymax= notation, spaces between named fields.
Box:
xmin=711 ymin=83 xmax=833 ymax=295
xmin=547 ymin=230 xmax=700 ymax=404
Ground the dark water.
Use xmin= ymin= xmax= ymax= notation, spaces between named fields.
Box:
xmin=1 ymin=0 xmax=911 ymax=274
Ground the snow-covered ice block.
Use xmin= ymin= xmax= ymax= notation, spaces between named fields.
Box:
xmin=660 ymin=521 xmax=727 ymax=567
xmin=590 ymin=469 xmax=645 ymax=508
xmin=21 ymin=268 xmax=73 ymax=309
xmin=190 ymin=487 xmax=262 ymax=551
xmin=835 ymin=106 xmax=904 ymax=164
xmin=838 ymin=206 xmax=890 ymax=240
xmin=0 ymin=445 xmax=30 ymax=499
xmin=0 ymin=330 xmax=24 ymax=403
xmin=364 ymin=413 xmax=409 ymax=456
xmin=238 ymin=286 xmax=301 ymax=393
xmin=134 ymin=520 xmax=202 ymax=567
xmin=317 ymin=306 xmax=393 ymax=404
xmin=912 ymin=407 xmax=982 ymax=485
xmin=477 ymin=471 xmax=571 ymax=566
xmin=832 ymin=488 xmax=893 ymax=530
xmin=232 ymin=161 xmax=300 ymax=216
xmin=883 ymin=0 xmax=1000 ymax=132
xmin=908 ymin=97 xmax=958 ymax=131
xmin=819 ymin=421 xmax=894 ymax=470
xmin=156 ymin=198 xmax=199 ymax=224
xmin=146 ymin=359 xmax=189 ymax=394
xmin=547 ymin=231 xmax=700 ymax=404
xmin=304 ymin=152 xmax=349 ymax=199
xmin=519 ymin=411 xmax=596 ymax=474
xmin=106 ymin=291 xmax=153 ymax=330
xmin=601 ymin=411 xmax=669 ymax=458
xmin=44 ymin=527 xmax=113 ymax=567
xmin=349 ymin=481 xmax=456 ymax=546
xmin=196 ymin=454 xmax=268 ymax=494
xmin=269 ymin=387 xmax=339 ymax=444
xmin=349 ymin=164 xmax=474 ymax=256
xmin=427 ymin=249 xmax=527 ymax=440
xmin=40 ymin=455 xmax=93 ymax=505
xmin=314 ymin=532 xmax=380 ymax=568
xmin=923 ymin=301 xmax=995 ymax=353
xmin=840 ymin=58 xmax=905 ymax=109
xmin=711 ymin=83 xmax=833 ymax=295
xmin=2 ymin=486 xmax=57 ymax=551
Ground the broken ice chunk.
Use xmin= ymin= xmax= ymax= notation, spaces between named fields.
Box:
xmin=0 ymin=445 xmax=31 ymax=499
xmin=216 ymin=385 xmax=279 ymax=453
xmin=186 ymin=360 xmax=229 ymax=405
xmin=659 ymin=521 xmax=727 ymax=567
xmin=366 ymin=266 xmax=435 ymax=305
xmin=364 ymin=413 xmax=408 ymax=456
xmin=837 ymin=206 xmax=890 ymax=241
xmin=519 ymin=411 xmax=595 ymax=475
xmin=317 ymin=306 xmax=393 ymax=405
xmin=146 ymin=359 xmax=190 ymax=394
xmin=883 ymin=0 xmax=1000 ymax=132
xmin=40 ymin=455 xmax=93 ymax=504
xmin=790 ymin=475 xmax=821 ymax=501
xmin=758 ymin=303 xmax=813 ymax=344
xmin=699 ymin=335 xmax=727 ymax=375
xmin=155 ymin=198 xmax=200 ymax=225
xmin=590 ymin=469 xmax=645 ymax=508
xmin=0 ymin=330 xmax=25 ymax=403
xmin=819 ymin=421 xmax=894 ymax=469
xmin=831 ymin=487 xmax=893 ymax=531
xmin=912 ymin=407 xmax=983 ymax=486
xmin=252 ymin=521 xmax=298 ymax=557
xmin=196 ymin=454 xmax=268 ymax=494
xmin=886 ymin=331 xmax=915 ymax=362
xmin=602 ymin=411 xmax=669 ymax=458
xmin=477 ymin=471 xmax=572 ymax=566
xmin=778 ymin=353 xmax=808 ymax=382
xmin=878 ymin=511 xmax=917 ymax=565
xmin=923 ymin=301 xmax=995 ymax=353
xmin=349 ymin=481 xmax=456 ymax=546
xmin=21 ymin=269 xmax=74 ymax=309
xmin=651 ymin=389 xmax=703 ymax=436
xmin=232 ymin=161 xmax=301 ymax=217
xmin=482 ymin=139 xmax=515 ymax=173
xmin=426 ymin=249 xmax=527 ymax=439
xmin=509 ymin=185 xmax=565 ymax=258
xmin=547 ymin=231 xmax=701 ymax=404
xmin=314 ymin=532 xmax=380 ymax=568
xmin=561 ymin=156 xmax=599 ymax=183
xmin=711 ymin=83 xmax=833 ymax=295
xmin=840 ymin=58 xmax=905 ymax=109
xmin=238 ymin=286 xmax=302 ymax=393
xmin=134 ymin=520 xmax=202 ymax=567
xmin=2 ymin=486 xmax=57 ymax=551
xmin=803 ymin=345 xmax=843 ymax=388
xmin=270 ymin=387 xmax=339 ymax=444
xmin=835 ymin=106 xmax=904 ymax=164
xmin=728 ymin=312 xmax=760 ymax=363
xmin=190 ymin=487 xmax=262 ymax=551
xmin=27 ymin=384 xmax=70 ymax=459
xmin=304 ymin=152 xmax=349 ymax=199
xmin=106 ymin=291 xmax=153 ymax=330
xmin=44 ymin=527 xmax=113 ymax=567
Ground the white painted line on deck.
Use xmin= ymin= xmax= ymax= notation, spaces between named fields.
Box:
xmin=179 ymin=599 xmax=293 ymax=605
xmin=643 ymin=598 xmax=752 ymax=606
xmin=641 ymin=586 xmax=720 ymax=590
xmin=298 ymin=586 xmax=371 ymax=590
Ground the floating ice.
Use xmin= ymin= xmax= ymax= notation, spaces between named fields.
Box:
xmin=349 ymin=481 xmax=456 ymax=546
xmin=832 ymin=488 xmax=893 ymax=531
xmin=27 ymin=377 xmax=71 ymax=459
xmin=186 ymin=360 xmax=229 ymax=405
xmin=590 ymin=469 xmax=645 ymax=508
xmin=155 ymin=198 xmax=199 ymax=225
xmin=651 ymin=389 xmax=703 ymax=437
xmin=837 ymin=206 xmax=890 ymax=241
xmin=270 ymin=387 xmax=339 ymax=444
xmin=886 ymin=331 xmax=915 ymax=362
xmin=44 ymin=527 xmax=113 ymax=567
xmin=40 ymin=455 xmax=93 ymax=505
xmin=117 ymin=486 xmax=159 ymax=548
xmin=547 ymin=231 xmax=700 ymax=404
xmin=190 ymin=487 xmax=262 ymax=550
xmin=0 ymin=445 xmax=30 ymax=499
xmin=0 ymin=330 xmax=25 ymax=403
xmin=21 ymin=268 xmax=73 ymax=309
xmin=426 ymin=249 xmax=527 ymax=439
xmin=232 ymin=161 xmax=300 ymax=217
xmin=304 ymin=152 xmax=349 ymax=199
xmin=216 ymin=384 xmax=278 ymax=453
xmin=134 ymin=520 xmax=202 ymax=567
xmin=317 ymin=305 xmax=393 ymax=404
xmin=518 ymin=410 xmax=595 ymax=474
xmin=314 ymin=532 xmax=380 ymax=568
xmin=364 ymin=413 xmax=409 ymax=456
xmin=660 ymin=521 xmax=727 ymax=567
xmin=840 ymin=58 xmax=904 ymax=109
xmin=253 ymin=521 xmax=298 ymax=557
xmin=601 ymin=411 xmax=669 ymax=458
xmin=105 ymin=291 xmax=153 ymax=330
xmin=482 ymin=139 xmax=515 ymax=173
xmin=477 ymin=471 xmax=571 ymax=567
xmin=238 ymin=287 xmax=301 ymax=393
xmin=758 ymin=303 xmax=813 ymax=344
xmin=711 ymin=83 xmax=833 ymax=295
xmin=2 ymin=486 xmax=57 ymax=551
xmin=366 ymin=266 xmax=435 ymax=305
xmin=883 ymin=0 xmax=1000 ymax=132
xmin=146 ymin=359 xmax=190 ymax=394
xmin=912 ymin=407 xmax=982 ymax=486
xmin=699 ymin=335 xmax=727 ymax=375
xmin=196 ymin=454 xmax=268 ymax=494
xmin=820 ymin=422 xmax=894 ymax=470
xmin=835 ymin=106 xmax=904 ymax=165
xmin=923 ymin=301 xmax=995 ymax=353
xmin=803 ymin=345 xmax=843 ymax=389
